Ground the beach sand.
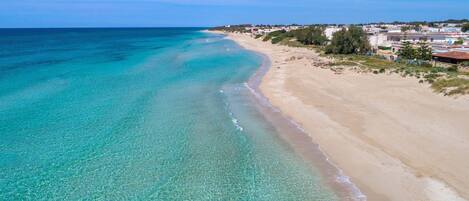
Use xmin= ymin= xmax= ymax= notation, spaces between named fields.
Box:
xmin=219 ymin=31 xmax=469 ymax=201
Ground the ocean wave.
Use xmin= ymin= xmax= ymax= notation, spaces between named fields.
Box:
xmin=231 ymin=117 xmax=244 ymax=131
xmin=219 ymin=88 xmax=245 ymax=132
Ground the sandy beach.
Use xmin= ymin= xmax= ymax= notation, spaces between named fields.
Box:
xmin=218 ymin=31 xmax=469 ymax=201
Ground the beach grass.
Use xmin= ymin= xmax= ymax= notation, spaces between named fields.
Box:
xmin=432 ymin=77 xmax=469 ymax=96
xmin=324 ymin=53 xmax=469 ymax=96
xmin=254 ymin=33 xmax=469 ymax=96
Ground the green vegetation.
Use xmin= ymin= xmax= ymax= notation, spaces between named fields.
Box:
xmin=454 ymin=38 xmax=464 ymax=45
xmin=432 ymin=78 xmax=469 ymax=96
xmin=400 ymin=25 xmax=422 ymax=32
xmin=461 ymin=61 xmax=469 ymax=67
xmin=262 ymin=27 xmax=327 ymax=46
xmin=415 ymin=42 xmax=432 ymax=60
xmin=326 ymin=53 xmax=469 ymax=95
xmin=397 ymin=41 xmax=416 ymax=59
xmin=264 ymin=30 xmax=287 ymax=44
xmin=290 ymin=27 xmax=328 ymax=45
xmin=397 ymin=41 xmax=432 ymax=61
xmin=267 ymin=30 xmax=287 ymax=38
xmin=251 ymin=21 xmax=469 ymax=96
xmin=224 ymin=22 xmax=469 ymax=96
xmin=462 ymin=23 xmax=469 ymax=32
xmin=209 ymin=25 xmax=252 ymax=33
xmin=378 ymin=46 xmax=391 ymax=50
xmin=325 ymin=26 xmax=370 ymax=54
xmin=401 ymin=26 xmax=412 ymax=32
xmin=267 ymin=25 xmax=469 ymax=96
xmin=271 ymin=36 xmax=285 ymax=44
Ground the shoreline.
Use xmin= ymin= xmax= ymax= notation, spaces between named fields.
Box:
xmin=244 ymin=49 xmax=366 ymax=200
xmin=209 ymin=29 xmax=366 ymax=200
xmin=210 ymin=30 xmax=469 ymax=201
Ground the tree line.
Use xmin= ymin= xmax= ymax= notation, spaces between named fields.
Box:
xmin=263 ymin=26 xmax=371 ymax=55
xmin=263 ymin=26 xmax=328 ymax=46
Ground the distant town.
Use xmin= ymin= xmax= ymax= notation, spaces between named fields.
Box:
xmin=212 ymin=19 xmax=469 ymax=65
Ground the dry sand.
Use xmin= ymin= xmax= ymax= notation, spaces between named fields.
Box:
xmin=219 ymin=31 xmax=469 ymax=201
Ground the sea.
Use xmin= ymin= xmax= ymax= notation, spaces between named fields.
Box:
xmin=0 ymin=28 xmax=358 ymax=200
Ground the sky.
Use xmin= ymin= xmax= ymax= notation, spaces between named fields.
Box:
xmin=0 ymin=0 xmax=468 ymax=28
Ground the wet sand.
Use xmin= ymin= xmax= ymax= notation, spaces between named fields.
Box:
xmin=219 ymin=31 xmax=469 ymax=201
xmin=244 ymin=52 xmax=365 ymax=201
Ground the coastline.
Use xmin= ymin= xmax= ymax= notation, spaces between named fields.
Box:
xmin=210 ymin=29 xmax=366 ymax=200
xmin=243 ymin=48 xmax=366 ymax=201
xmin=210 ymin=30 xmax=469 ymax=201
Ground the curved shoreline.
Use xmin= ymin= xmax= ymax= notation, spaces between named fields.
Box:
xmin=206 ymin=29 xmax=366 ymax=200
xmin=210 ymin=30 xmax=469 ymax=201
xmin=244 ymin=50 xmax=366 ymax=201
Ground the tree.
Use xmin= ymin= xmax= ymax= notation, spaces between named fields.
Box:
xmin=325 ymin=28 xmax=352 ymax=54
xmin=291 ymin=27 xmax=328 ymax=46
xmin=397 ymin=41 xmax=416 ymax=60
xmin=401 ymin=26 xmax=412 ymax=32
xmin=415 ymin=42 xmax=432 ymax=60
xmin=454 ymin=38 xmax=464 ymax=45
xmin=325 ymin=26 xmax=371 ymax=54
xmin=462 ymin=23 xmax=469 ymax=33
xmin=291 ymin=28 xmax=311 ymax=44
xmin=310 ymin=27 xmax=328 ymax=46
xmin=348 ymin=26 xmax=371 ymax=54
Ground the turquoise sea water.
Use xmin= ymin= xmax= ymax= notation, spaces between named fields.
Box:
xmin=0 ymin=28 xmax=340 ymax=200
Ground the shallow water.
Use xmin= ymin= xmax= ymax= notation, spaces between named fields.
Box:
xmin=0 ymin=28 xmax=339 ymax=200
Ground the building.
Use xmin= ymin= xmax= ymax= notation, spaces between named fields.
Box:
xmin=369 ymin=33 xmax=391 ymax=48
xmin=324 ymin=27 xmax=343 ymax=40
xmin=386 ymin=33 xmax=447 ymax=44
xmin=432 ymin=51 xmax=469 ymax=64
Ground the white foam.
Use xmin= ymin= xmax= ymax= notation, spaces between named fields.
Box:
xmin=243 ymin=57 xmax=368 ymax=201
xmin=424 ymin=178 xmax=466 ymax=201
xmin=219 ymin=87 xmax=244 ymax=132
xmin=231 ymin=118 xmax=244 ymax=131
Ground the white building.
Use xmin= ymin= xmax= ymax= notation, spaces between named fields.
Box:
xmin=369 ymin=33 xmax=391 ymax=48
xmin=324 ymin=27 xmax=343 ymax=40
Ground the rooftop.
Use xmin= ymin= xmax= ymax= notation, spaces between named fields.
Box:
xmin=432 ymin=51 xmax=469 ymax=60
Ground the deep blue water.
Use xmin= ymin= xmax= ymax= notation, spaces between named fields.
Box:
xmin=0 ymin=28 xmax=339 ymax=200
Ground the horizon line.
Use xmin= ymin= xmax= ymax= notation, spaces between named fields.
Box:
xmin=1 ymin=18 xmax=468 ymax=29
xmin=0 ymin=26 xmax=211 ymax=29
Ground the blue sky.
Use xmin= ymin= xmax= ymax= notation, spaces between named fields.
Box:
xmin=1 ymin=0 xmax=468 ymax=28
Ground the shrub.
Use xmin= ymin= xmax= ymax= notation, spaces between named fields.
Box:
xmin=325 ymin=26 xmax=371 ymax=54
xmin=461 ymin=61 xmax=469 ymax=67
xmin=291 ymin=26 xmax=328 ymax=46
xmin=448 ymin=65 xmax=458 ymax=72
xmin=271 ymin=36 xmax=285 ymax=44
xmin=378 ymin=46 xmax=391 ymax=50
xmin=453 ymin=38 xmax=464 ymax=45
xmin=462 ymin=23 xmax=469 ymax=33
xmin=267 ymin=30 xmax=286 ymax=38
xmin=431 ymin=78 xmax=469 ymax=95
